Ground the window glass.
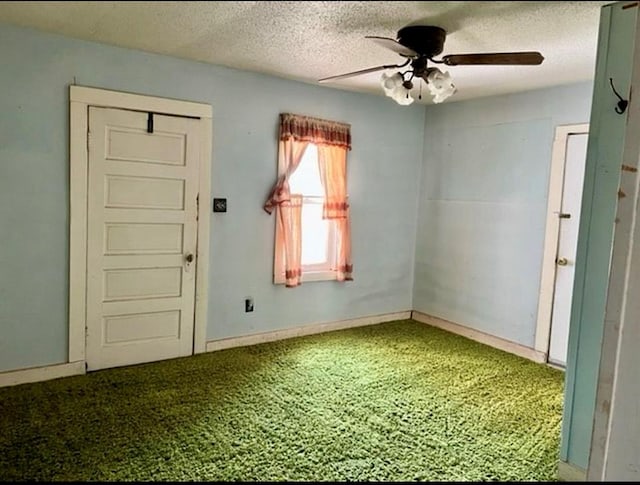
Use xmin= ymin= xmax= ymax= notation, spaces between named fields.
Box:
xmin=301 ymin=203 xmax=329 ymax=265
xmin=289 ymin=145 xmax=324 ymax=196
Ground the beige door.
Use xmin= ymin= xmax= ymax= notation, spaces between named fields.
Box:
xmin=86 ymin=107 xmax=200 ymax=371
xmin=548 ymin=133 xmax=588 ymax=367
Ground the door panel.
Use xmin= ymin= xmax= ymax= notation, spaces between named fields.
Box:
xmin=86 ymin=107 xmax=199 ymax=371
xmin=104 ymin=223 xmax=184 ymax=254
xmin=104 ymin=310 xmax=182 ymax=344
xmin=103 ymin=267 xmax=183 ymax=301
xmin=105 ymin=175 xmax=186 ymax=210
xmin=549 ymin=133 xmax=589 ymax=366
xmin=106 ymin=127 xmax=187 ymax=165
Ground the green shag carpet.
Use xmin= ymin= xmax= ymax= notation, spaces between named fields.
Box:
xmin=0 ymin=320 xmax=564 ymax=482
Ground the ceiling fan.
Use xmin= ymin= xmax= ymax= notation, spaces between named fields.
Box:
xmin=318 ymin=25 xmax=544 ymax=105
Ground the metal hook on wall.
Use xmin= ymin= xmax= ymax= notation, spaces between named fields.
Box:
xmin=609 ymin=78 xmax=629 ymax=115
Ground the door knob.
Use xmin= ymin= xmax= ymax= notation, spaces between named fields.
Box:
xmin=185 ymin=253 xmax=194 ymax=263
xmin=557 ymin=257 xmax=568 ymax=266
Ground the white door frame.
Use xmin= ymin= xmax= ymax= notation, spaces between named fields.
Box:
xmin=534 ymin=123 xmax=590 ymax=357
xmin=68 ymin=85 xmax=212 ymax=364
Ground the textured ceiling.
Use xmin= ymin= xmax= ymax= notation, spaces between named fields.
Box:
xmin=0 ymin=1 xmax=609 ymax=103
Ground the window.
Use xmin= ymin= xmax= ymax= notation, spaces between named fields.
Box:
xmin=264 ymin=113 xmax=353 ymax=288
xmin=282 ymin=144 xmax=336 ymax=280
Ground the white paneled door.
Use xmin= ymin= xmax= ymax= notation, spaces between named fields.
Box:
xmin=548 ymin=133 xmax=589 ymax=367
xmin=86 ymin=107 xmax=200 ymax=371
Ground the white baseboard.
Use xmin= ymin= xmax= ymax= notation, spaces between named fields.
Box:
xmin=411 ymin=311 xmax=547 ymax=364
xmin=2 ymin=309 xmax=548 ymax=386
xmin=206 ymin=311 xmax=412 ymax=352
xmin=558 ymin=460 xmax=587 ymax=481
xmin=0 ymin=361 xmax=85 ymax=388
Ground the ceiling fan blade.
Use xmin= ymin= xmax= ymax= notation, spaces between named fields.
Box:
xmin=318 ymin=63 xmax=406 ymax=83
xmin=365 ymin=36 xmax=419 ymax=58
xmin=442 ymin=51 xmax=544 ymax=66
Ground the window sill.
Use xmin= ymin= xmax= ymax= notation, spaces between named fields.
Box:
xmin=302 ymin=271 xmax=338 ymax=283
xmin=274 ymin=270 xmax=337 ymax=285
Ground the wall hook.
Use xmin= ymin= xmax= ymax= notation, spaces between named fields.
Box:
xmin=609 ymin=78 xmax=629 ymax=115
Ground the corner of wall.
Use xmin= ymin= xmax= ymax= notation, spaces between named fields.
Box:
xmin=410 ymin=105 xmax=431 ymax=310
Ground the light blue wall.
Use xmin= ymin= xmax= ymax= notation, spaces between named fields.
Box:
xmin=0 ymin=23 xmax=425 ymax=372
xmin=561 ymin=2 xmax=637 ymax=471
xmin=414 ymin=83 xmax=593 ymax=347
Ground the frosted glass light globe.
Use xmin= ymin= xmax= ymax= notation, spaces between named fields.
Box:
xmin=392 ymin=87 xmax=414 ymax=105
xmin=380 ymin=72 xmax=403 ymax=96
xmin=426 ymin=68 xmax=456 ymax=104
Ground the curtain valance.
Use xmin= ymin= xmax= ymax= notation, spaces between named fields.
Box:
xmin=279 ymin=113 xmax=351 ymax=150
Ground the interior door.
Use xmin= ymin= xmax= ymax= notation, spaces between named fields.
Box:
xmin=86 ymin=107 xmax=200 ymax=371
xmin=549 ymin=133 xmax=589 ymax=366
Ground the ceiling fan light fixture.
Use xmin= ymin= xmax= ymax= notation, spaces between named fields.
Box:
xmin=425 ymin=67 xmax=456 ymax=104
xmin=380 ymin=72 xmax=414 ymax=105
xmin=392 ymin=88 xmax=415 ymax=106
xmin=380 ymin=72 xmax=403 ymax=95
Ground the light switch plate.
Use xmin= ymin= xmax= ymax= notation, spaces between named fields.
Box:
xmin=213 ymin=198 xmax=227 ymax=213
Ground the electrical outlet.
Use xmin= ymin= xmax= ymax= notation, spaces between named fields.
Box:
xmin=245 ymin=298 xmax=254 ymax=313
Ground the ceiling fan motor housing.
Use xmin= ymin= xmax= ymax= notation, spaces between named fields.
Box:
xmin=397 ymin=26 xmax=447 ymax=58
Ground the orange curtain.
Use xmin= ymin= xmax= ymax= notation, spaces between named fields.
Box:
xmin=264 ymin=136 xmax=309 ymax=287
xmin=263 ymin=137 xmax=309 ymax=216
xmin=317 ymin=144 xmax=353 ymax=281
xmin=276 ymin=194 xmax=304 ymax=287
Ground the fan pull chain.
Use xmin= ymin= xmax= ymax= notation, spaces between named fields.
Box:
xmin=419 ymin=80 xmax=423 ymax=100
